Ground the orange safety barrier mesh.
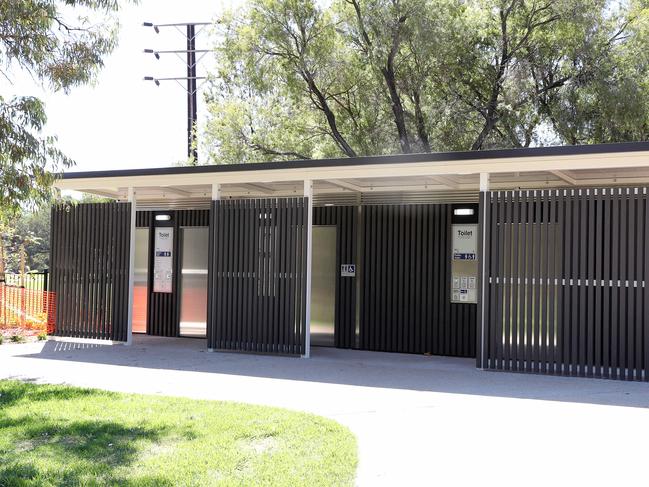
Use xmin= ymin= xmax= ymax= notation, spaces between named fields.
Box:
xmin=0 ymin=284 xmax=56 ymax=336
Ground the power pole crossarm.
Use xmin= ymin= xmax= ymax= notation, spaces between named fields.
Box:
xmin=144 ymin=21 xmax=206 ymax=163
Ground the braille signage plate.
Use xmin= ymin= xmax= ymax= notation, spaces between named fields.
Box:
xmin=341 ymin=264 xmax=356 ymax=277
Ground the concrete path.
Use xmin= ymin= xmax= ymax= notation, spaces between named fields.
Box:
xmin=2 ymin=335 xmax=649 ymax=486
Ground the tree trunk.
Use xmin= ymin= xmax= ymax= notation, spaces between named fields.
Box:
xmin=383 ymin=66 xmax=411 ymax=153
xmin=412 ymin=90 xmax=431 ymax=152
xmin=471 ymin=122 xmax=492 ymax=150
xmin=471 ymin=5 xmax=512 ymax=151
xmin=305 ymin=74 xmax=357 ymax=157
xmin=349 ymin=0 xmax=410 ymax=153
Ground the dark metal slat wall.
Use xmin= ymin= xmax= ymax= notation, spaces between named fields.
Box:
xmin=479 ymin=187 xmax=649 ymax=381
xmin=136 ymin=209 xmax=209 ymax=337
xmin=207 ymin=198 xmax=308 ymax=355
xmin=50 ymin=202 xmax=131 ymax=341
xmin=313 ymin=206 xmax=357 ymax=348
xmin=360 ymin=204 xmax=476 ymax=356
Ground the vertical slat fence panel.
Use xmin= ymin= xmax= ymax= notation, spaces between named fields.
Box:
xmin=207 ymin=198 xmax=307 ymax=355
xmin=50 ymin=202 xmax=131 ymax=341
xmin=480 ymin=186 xmax=649 ymax=380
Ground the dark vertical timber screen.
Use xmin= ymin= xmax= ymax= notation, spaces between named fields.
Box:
xmin=207 ymin=198 xmax=308 ymax=355
xmin=480 ymin=187 xmax=649 ymax=381
xmin=360 ymin=204 xmax=476 ymax=356
xmin=50 ymin=202 xmax=131 ymax=341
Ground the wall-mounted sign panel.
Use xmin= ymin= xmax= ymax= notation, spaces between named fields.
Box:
xmin=341 ymin=264 xmax=356 ymax=277
xmin=153 ymin=227 xmax=173 ymax=293
xmin=451 ymin=224 xmax=478 ymax=303
xmin=452 ymin=225 xmax=478 ymax=260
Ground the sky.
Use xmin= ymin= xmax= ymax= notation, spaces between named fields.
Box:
xmin=3 ymin=0 xmax=242 ymax=173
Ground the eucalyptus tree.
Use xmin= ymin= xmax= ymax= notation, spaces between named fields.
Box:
xmin=206 ymin=0 xmax=457 ymax=161
xmin=206 ymin=0 xmax=366 ymax=162
xmin=340 ymin=0 xmax=420 ymax=153
xmin=447 ymin=0 xmax=575 ymax=150
xmin=429 ymin=0 xmax=648 ymax=149
xmin=533 ymin=0 xmax=649 ymax=144
xmin=0 ymin=0 xmax=132 ymax=217
xmin=204 ymin=0 xmax=649 ymax=162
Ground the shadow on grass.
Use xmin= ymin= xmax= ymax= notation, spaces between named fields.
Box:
xmin=22 ymin=419 xmax=169 ymax=462
xmin=0 ymin=386 xmax=181 ymax=486
xmin=1 ymin=418 xmax=176 ymax=486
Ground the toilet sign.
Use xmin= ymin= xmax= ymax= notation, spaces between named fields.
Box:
xmin=452 ymin=225 xmax=478 ymax=260
xmin=341 ymin=264 xmax=356 ymax=277
xmin=153 ymin=227 xmax=173 ymax=293
xmin=451 ymin=224 xmax=478 ymax=303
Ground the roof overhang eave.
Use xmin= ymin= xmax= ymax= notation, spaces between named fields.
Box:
xmin=53 ymin=149 xmax=649 ymax=192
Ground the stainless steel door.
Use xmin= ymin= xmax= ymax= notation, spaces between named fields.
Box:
xmin=179 ymin=227 xmax=209 ymax=337
xmin=310 ymin=225 xmax=337 ymax=347
xmin=132 ymin=228 xmax=149 ymax=334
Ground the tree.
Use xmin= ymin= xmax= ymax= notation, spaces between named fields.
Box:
xmin=534 ymin=0 xmax=649 ymax=144
xmin=206 ymin=0 xmax=399 ymax=163
xmin=446 ymin=0 xmax=648 ymax=150
xmin=204 ymin=0 xmax=649 ymax=162
xmin=0 ymin=0 xmax=132 ymax=217
xmin=336 ymin=0 xmax=471 ymax=152
xmin=12 ymin=204 xmax=51 ymax=272
xmin=0 ymin=213 xmax=46 ymax=275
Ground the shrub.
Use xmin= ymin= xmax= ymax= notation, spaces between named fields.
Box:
xmin=10 ymin=335 xmax=26 ymax=343
xmin=0 ymin=335 xmax=3 ymax=345
xmin=37 ymin=332 xmax=47 ymax=341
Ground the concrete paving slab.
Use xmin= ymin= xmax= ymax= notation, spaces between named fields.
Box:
xmin=2 ymin=335 xmax=649 ymax=486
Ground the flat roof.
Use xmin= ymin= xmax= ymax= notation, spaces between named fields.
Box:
xmin=56 ymin=141 xmax=649 ymax=204
xmin=62 ymin=141 xmax=649 ymax=179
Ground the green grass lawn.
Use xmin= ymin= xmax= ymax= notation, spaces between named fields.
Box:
xmin=0 ymin=380 xmax=357 ymax=486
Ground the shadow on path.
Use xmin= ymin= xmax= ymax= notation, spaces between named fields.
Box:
xmin=9 ymin=335 xmax=649 ymax=409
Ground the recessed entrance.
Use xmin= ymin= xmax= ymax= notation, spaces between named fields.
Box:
xmin=310 ymin=225 xmax=337 ymax=347
xmin=132 ymin=227 xmax=149 ymax=334
xmin=179 ymin=226 xmax=209 ymax=337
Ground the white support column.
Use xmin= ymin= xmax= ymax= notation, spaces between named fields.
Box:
xmin=479 ymin=172 xmax=490 ymax=192
xmin=126 ymin=187 xmax=136 ymax=346
xmin=303 ymin=180 xmax=313 ymax=358
xmin=478 ymin=174 xmax=489 ymax=369
xmin=212 ymin=182 xmax=221 ymax=201
xmin=207 ymin=183 xmax=220 ymax=353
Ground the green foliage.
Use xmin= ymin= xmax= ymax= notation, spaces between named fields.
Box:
xmin=9 ymin=335 xmax=25 ymax=343
xmin=537 ymin=0 xmax=649 ymax=144
xmin=205 ymin=0 xmax=649 ymax=162
xmin=0 ymin=335 xmax=3 ymax=345
xmin=0 ymin=0 xmax=132 ymax=218
xmin=37 ymin=331 xmax=47 ymax=340
xmin=205 ymin=0 xmax=360 ymax=162
xmin=1 ymin=203 xmax=51 ymax=273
